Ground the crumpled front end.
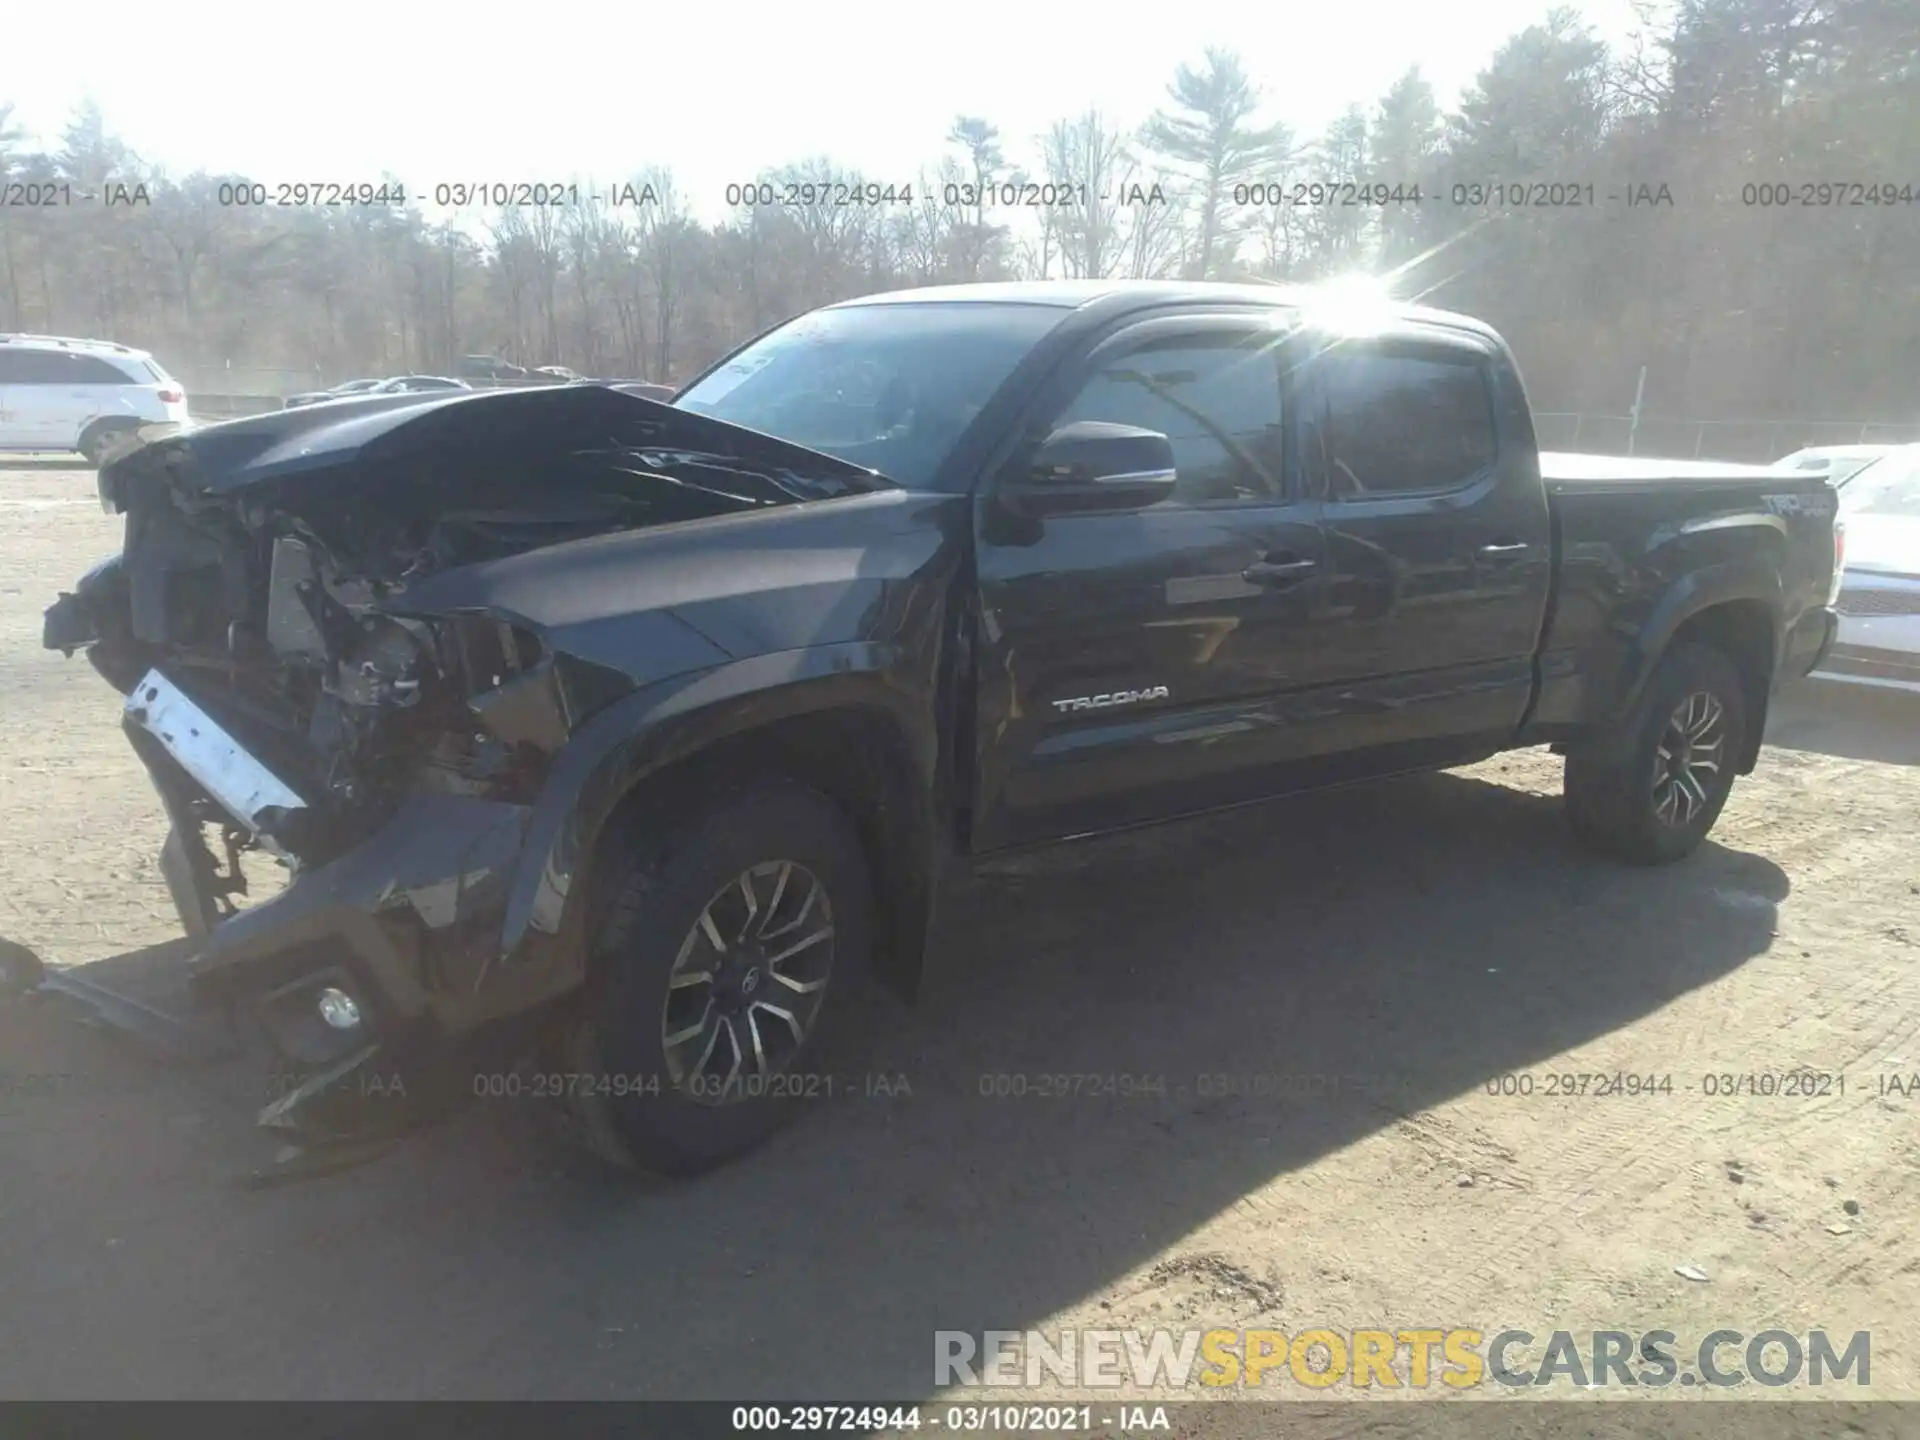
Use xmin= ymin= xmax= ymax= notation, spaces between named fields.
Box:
xmin=40 ymin=385 xmax=890 ymax=1156
xmin=115 ymin=655 xmax=569 ymax=1152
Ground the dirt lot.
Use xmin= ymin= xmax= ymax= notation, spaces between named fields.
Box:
xmin=1 ymin=460 xmax=1916 ymax=1409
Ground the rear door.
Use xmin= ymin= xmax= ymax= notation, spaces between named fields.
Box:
xmin=66 ymin=351 xmax=148 ymax=439
xmin=0 ymin=348 xmax=24 ymax=448
xmin=971 ymin=309 xmax=1336 ymax=850
xmin=24 ymin=350 xmax=137 ymax=448
xmin=1291 ymin=323 xmax=1552 ymax=762
xmin=0 ymin=348 xmax=65 ymax=448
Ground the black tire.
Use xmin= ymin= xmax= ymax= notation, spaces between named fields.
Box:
xmin=0 ymin=937 xmax=47 ymax=997
xmin=80 ymin=420 xmax=137 ymax=465
xmin=557 ymin=778 xmax=876 ymax=1177
xmin=1564 ymin=640 xmax=1748 ymax=865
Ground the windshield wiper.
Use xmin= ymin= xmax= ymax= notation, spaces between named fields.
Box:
xmin=588 ymin=444 xmax=896 ymax=505
xmin=767 ymin=463 xmax=901 ymax=498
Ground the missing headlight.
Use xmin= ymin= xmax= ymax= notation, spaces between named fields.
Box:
xmin=438 ymin=615 xmax=546 ymax=695
xmin=426 ymin=616 xmax=570 ymax=751
xmin=379 ymin=616 xmax=564 ymax=803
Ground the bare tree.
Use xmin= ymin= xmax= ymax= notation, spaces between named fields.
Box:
xmin=1041 ymin=112 xmax=1137 ymax=279
xmin=634 ymin=167 xmax=691 ymax=380
xmin=0 ymin=103 xmax=33 ymax=326
xmin=0 ymin=4 xmax=1915 ymax=428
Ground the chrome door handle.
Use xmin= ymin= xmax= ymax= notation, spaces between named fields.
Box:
xmin=1243 ymin=556 xmax=1320 ymax=587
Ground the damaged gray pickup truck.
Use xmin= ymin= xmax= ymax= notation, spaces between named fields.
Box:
xmin=41 ymin=280 xmax=1842 ymax=1179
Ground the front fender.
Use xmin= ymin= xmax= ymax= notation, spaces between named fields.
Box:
xmin=479 ymin=641 xmax=944 ymax=1017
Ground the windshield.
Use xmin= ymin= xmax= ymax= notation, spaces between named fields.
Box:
xmin=1841 ymin=448 xmax=1920 ymax=517
xmin=1830 ymin=455 xmax=1894 ymax=483
xmin=1777 ymin=449 xmax=1890 ymax=483
xmin=674 ymin=302 xmax=1067 ymax=491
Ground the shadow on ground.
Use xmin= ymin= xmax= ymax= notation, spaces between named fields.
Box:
xmin=0 ymin=768 xmax=1786 ymax=1399
xmin=1765 ymin=677 xmax=1920 ymax=767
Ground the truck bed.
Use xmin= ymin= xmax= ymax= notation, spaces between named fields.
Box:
xmin=1540 ymin=451 xmax=1789 ymax=488
xmin=1529 ymin=454 xmax=1839 ymax=740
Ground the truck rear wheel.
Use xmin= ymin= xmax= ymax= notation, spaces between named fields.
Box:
xmin=1563 ymin=640 xmax=1748 ymax=865
xmin=557 ymin=778 xmax=876 ymax=1177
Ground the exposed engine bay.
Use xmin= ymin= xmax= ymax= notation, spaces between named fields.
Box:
xmin=44 ymin=386 xmax=889 ymax=907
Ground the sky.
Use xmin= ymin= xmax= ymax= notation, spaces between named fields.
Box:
xmin=4 ymin=0 xmax=1649 ymax=226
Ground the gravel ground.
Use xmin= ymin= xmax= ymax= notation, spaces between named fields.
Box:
xmin=0 ymin=460 xmax=1916 ymax=1412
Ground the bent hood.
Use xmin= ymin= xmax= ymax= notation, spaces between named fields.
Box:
xmin=45 ymin=369 xmax=962 ymax=887
xmin=96 ymin=383 xmax=889 ymax=510
xmin=57 ymin=380 xmax=908 ymax=712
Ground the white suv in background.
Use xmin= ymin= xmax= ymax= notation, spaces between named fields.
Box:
xmin=0 ymin=334 xmax=191 ymax=463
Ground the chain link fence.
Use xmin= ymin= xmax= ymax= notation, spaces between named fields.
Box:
xmin=1534 ymin=413 xmax=1920 ymax=463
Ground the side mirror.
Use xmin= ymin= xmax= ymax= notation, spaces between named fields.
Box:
xmin=1001 ymin=421 xmax=1178 ymax=517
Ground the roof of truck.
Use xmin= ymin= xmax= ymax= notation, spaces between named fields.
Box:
xmin=828 ymin=279 xmax=1499 ymax=339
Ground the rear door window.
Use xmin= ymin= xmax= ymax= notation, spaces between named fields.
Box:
xmin=0 ymin=350 xmax=74 ymax=383
xmin=1319 ymin=348 xmax=1498 ymax=498
xmin=67 ymin=354 xmax=137 ymax=384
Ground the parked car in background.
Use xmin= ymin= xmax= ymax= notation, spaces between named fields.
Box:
xmin=455 ymin=355 xmax=530 ymax=382
xmin=609 ymin=380 xmax=675 ymax=401
xmin=285 ymin=376 xmax=468 ymax=409
xmin=283 ymin=378 xmax=383 ymax=409
xmin=0 ymin=333 xmax=190 ymax=462
xmin=1816 ymin=444 xmax=1920 ymax=695
xmin=1772 ymin=443 xmax=1903 ymax=487
xmin=533 ymin=366 xmax=584 ymax=383
xmin=366 ymin=375 xmax=470 ymax=395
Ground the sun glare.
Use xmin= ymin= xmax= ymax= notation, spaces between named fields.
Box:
xmin=1300 ymin=273 xmax=1398 ymax=335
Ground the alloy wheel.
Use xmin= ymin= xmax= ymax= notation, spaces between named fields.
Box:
xmin=1650 ymin=689 xmax=1726 ymax=827
xmin=658 ymin=860 xmax=835 ymax=1103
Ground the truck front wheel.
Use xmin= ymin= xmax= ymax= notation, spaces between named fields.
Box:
xmin=557 ymin=778 xmax=877 ymax=1176
xmin=1563 ymin=640 xmax=1748 ymax=865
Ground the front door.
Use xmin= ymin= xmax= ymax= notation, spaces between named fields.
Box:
xmin=971 ymin=311 xmax=1334 ymax=850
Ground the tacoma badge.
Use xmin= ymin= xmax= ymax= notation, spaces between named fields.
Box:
xmin=1051 ymin=685 xmax=1172 ymax=714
